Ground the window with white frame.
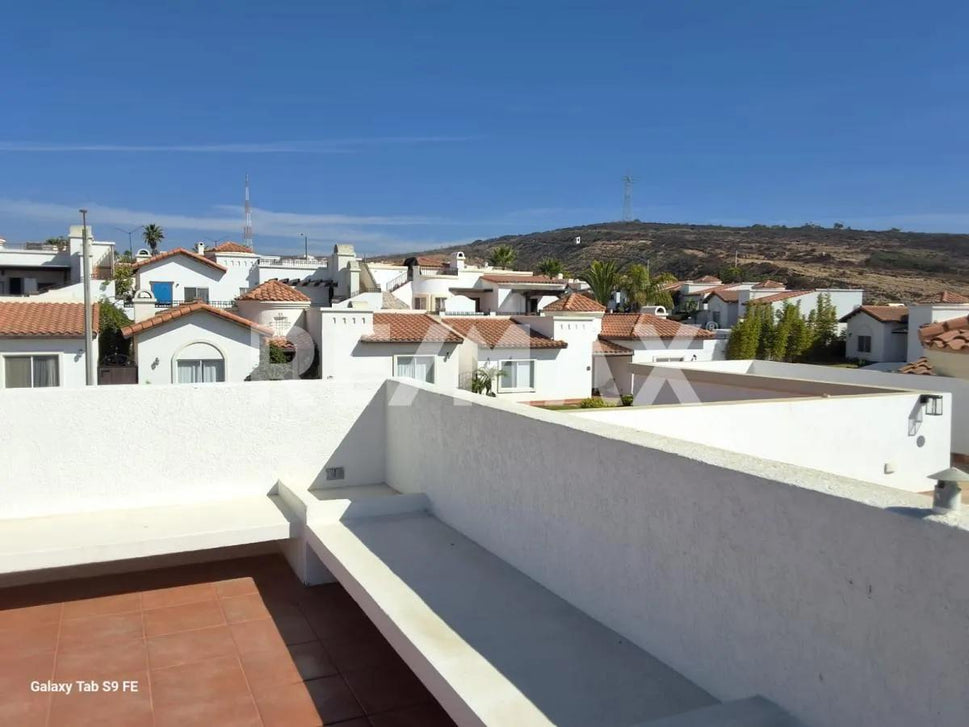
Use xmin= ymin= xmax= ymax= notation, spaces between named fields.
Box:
xmin=3 ymin=355 xmax=59 ymax=388
xmin=394 ymin=355 xmax=435 ymax=383
xmin=413 ymin=296 xmax=428 ymax=310
xmin=184 ymin=287 xmax=210 ymax=303
xmin=499 ymin=359 xmax=535 ymax=392
xmin=857 ymin=335 xmax=872 ymax=353
xmin=433 ymin=296 xmax=447 ymax=312
xmin=176 ymin=359 xmax=225 ymax=384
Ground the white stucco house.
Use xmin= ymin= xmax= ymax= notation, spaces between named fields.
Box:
xmin=121 ymin=293 xmax=272 ymax=384
xmin=0 ymin=226 xmax=115 ymax=298
xmin=0 ymin=301 xmax=98 ymax=389
xmin=126 ymin=242 xmax=367 ymax=314
xmin=364 ymin=251 xmax=577 ymax=314
xmin=902 ymin=291 xmax=969 ymax=364
xmin=593 ymin=311 xmax=719 ymax=397
xmin=840 ymin=305 xmax=908 ymax=363
xmin=304 ymin=309 xmax=462 ymax=387
xmin=444 ymin=313 xmax=595 ymax=402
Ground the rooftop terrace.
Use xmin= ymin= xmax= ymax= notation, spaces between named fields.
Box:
xmin=0 ymin=378 xmax=966 ymax=726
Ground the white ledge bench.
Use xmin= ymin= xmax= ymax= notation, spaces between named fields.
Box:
xmin=0 ymin=495 xmax=295 ymax=575
xmin=305 ymin=507 xmax=739 ymax=727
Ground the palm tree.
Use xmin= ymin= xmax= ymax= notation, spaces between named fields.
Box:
xmin=580 ymin=260 xmax=622 ymax=306
xmin=620 ymin=263 xmax=677 ymax=311
xmin=142 ymin=224 xmax=164 ymax=255
xmin=488 ymin=244 xmax=517 ymax=269
xmin=536 ymin=257 xmax=565 ymax=278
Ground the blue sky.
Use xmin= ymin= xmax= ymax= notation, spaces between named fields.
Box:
xmin=1 ymin=1 xmax=968 ymax=255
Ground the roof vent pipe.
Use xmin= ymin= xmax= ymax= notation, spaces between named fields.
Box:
xmin=930 ymin=467 xmax=969 ymax=514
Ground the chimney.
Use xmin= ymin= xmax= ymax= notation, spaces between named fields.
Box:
xmin=196 ymin=241 xmax=206 ymax=255
xmin=640 ymin=305 xmax=668 ymax=318
xmin=130 ymin=288 xmax=157 ymax=323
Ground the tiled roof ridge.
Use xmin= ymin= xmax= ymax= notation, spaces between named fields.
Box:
xmin=120 ymin=301 xmax=273 ymax=338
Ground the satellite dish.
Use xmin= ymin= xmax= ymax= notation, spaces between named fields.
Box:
xmin=704 ymin=321 xmax=718 ymax=331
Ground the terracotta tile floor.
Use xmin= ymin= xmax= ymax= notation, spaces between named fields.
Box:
xmin=0 ymin=554 xmax=457 ymax=727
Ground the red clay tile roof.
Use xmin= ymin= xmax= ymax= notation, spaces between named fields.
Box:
xmin=898 ymin=357 xmax=934 ymax=375
xmin=917 ymin=290 xmax=969 ymax=304
xmin=839 ymin=305 xmax=908 ymax=324
xmin=207 ymin=242 xmax=254 ymax=254
xmin=695 ymin=275 xmax=721 ymax=283
xmin=120 ymin=301 xmax=273 ymax=339
xmin=130 ymin=248 xmax=226 ymax=273
xmin=237 ymin=279 xmax=311 ymax=303
xmin=541 ymin=293 xmax=606 ymax=313
xmin=593 ymin=339 xmax=633 ymax=356
xmin=443 ymin=317 xmax=567 ymax=349
xmin=0 ymin=302 xmax=99 ymax=337
xmin=710 ymin=288 xmax=741 ymax=303
xmin=753 ymin=280 xmax=785 ymax=289
xmin=660 ymin=281 xmax=683 ymax=292
xmin=480 ymin=274 xmax=566 ymax=285
xmin=600 ymin=313 xmax=713 ymax=340
xmin=745 ymin=290 xmax=812 ymax=305
xmin=360 ymin=313 xmax=463 ymax=344
xmin=919 ymin=315 xmax=969 ymax=353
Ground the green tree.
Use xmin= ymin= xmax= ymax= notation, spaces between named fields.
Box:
xmin=619 ymin=263 xmax=676 ymax=310
xmin=727 ymin=309 xmax=762 ymax=359
xmin=113 ymin=262 xmax=134 ymax=300
xmin=45 ymin=236 xmax=68 ymax=249
xmin=98 ymin=301 xmax=132 ymax=361
xmin=470 ymin=367 xmax=502 ymax=396
xmin=536 ymin=257 xmax=565 ymax=278
xmin=488 ymin=244 xmax=516 ymax=269
xmin=580 ymin=260 xmax=622 ymax=306
xmin=719 ymin=265 xmax=744 ymax=283
xmin=142 ymin=224 xmax=164 ymax=254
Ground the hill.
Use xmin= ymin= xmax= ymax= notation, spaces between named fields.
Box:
xmin=383 ymin=221 xmax=969 ymax=303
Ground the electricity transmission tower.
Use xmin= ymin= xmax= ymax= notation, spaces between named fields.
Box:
xmin=622 ymin=175 xmax=634 ymax=222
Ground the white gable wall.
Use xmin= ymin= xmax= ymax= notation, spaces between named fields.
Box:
xmin=132 ymin=314 xmax=262 ymax=385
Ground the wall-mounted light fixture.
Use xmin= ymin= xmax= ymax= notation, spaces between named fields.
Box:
xmin=920 ymin=393 xmax=944 ymax=416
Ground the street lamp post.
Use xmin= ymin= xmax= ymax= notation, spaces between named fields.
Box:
xmin=112 ymin=226 xmax=142 ymax=257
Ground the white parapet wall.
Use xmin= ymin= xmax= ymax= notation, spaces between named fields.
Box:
xmin=573 ymin=392 xmax=949 ymax=490
xmin=384 ymin=379 xmax=969 ymax=727
xmin=677 ymin=359 xmax=969 ymax=457
xmin=0 ymin=379 xmax=386 ymax=519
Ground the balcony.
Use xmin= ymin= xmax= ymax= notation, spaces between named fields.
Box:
xmin=0 ymin=379 xmax=966 ymax=726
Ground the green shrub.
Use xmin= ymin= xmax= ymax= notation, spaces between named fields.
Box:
xmin=620 ymin=394 xmax=634 ymax=406
xmin=579 ymin=397 xmax=610 ymax=408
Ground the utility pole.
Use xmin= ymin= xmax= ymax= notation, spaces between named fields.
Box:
xmin=79 ymin=209 xmax=96 ymax=386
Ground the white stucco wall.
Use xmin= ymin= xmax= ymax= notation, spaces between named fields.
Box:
xmin=575 ymin=392 xmax=950 ymax=490
xmin=235 ymin=300 xmax=308 ymax=337
xmin=672 ymin=359 xmax=969 ymax=457
xmin=384 ymin=379 xmax=969 ymax=727
xmin=0 ymin=336 xmax=94 ymax=389
xmin=132 ymin=314 xmax=263 ymax=384
xmin=845 ymin=314 xmax=906 ymax=362
xmin=306 ymin=308 xmax=459 ymax=387
xmin=134 ymin=256 xmax=229 ymax=303
xmin=0 ymin=379 xmax=386 ymax=518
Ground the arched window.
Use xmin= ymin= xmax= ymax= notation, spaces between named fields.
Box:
xmin=174 ymin=341 xmax=225 ymax=383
